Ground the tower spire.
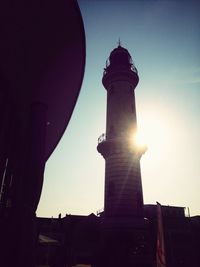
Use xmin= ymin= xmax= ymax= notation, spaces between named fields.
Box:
xmin=117 ymin=38 xmax=121 ymax=47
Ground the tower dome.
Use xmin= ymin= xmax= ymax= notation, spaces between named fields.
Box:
xmin=103 ymin=44 xmax=138 ymax=89
xmin=109 ymin=45 xmax=132 ymax=68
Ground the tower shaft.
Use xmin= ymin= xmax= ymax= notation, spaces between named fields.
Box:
xmin=97 ymin=45 xmax=145 ymax=218
xmin=104 ymin=151 xmax=143 ymax=217
xmin=106 ymin=81 xmax=137 ymax=138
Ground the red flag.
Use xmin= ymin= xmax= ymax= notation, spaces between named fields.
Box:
xmin=156 ymin=202 xmax=166 ymax=267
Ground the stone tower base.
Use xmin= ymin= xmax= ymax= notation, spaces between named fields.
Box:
xmin=98 ymin=217 xmax=153 ymax=267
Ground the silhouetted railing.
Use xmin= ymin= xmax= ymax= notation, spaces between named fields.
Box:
xmin=104 ymin=55 xmax=138 ymax=76
xmin=103 ymin=65 xmax=138 ymax=77
xmin=98 ymin=132 xmax=128 ymax=144
xmin=131 ymin=65 xmax=138 ymax=73
xmin=98 ymin=133 xmax=106 ymax=144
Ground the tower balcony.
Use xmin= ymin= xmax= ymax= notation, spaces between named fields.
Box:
xmin=102 ymin=65 xmax=139 ymax=89
xmin=97 ymin=132 xmax=125 ymax=158
xmin=97 ymin=132 xmax=126 ymax=144
xmin=97 ymin=133 xmax=147 ymax=158
xmin=103 ymin=57 xmax=138 ymax=76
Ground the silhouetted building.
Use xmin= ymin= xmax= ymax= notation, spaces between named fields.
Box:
xmin=0 ymin=1 xmax=85 ymax=267
xmin=36 ymin=206 xmax=200 ymax=267
xmin=36 ymin=214 xmax=100 ymax=267
xmin=143 ymin=205 xmax=200 ymax=267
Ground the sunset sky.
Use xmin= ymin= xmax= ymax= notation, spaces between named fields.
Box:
xmin=37 ymin=0 xmax=200 ymax=218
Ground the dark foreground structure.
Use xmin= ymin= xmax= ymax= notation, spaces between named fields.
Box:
xmin=36 ymin=46 xmax=200 ymax=267
xmin=36 ymin=206 xmax=200 ymax=267
xmin=0 ymin=1 xmax=85 ymax=266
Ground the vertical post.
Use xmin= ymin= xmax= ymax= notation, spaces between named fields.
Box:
xmin=0 ymin=102 xmax=47 ymax=267
xmin=18 ymin=102 xmax=47 ymax=267
xmin=156 ymin=202 xmax=166 ymax=267
xmin=0 ymin=89 xmax=11 ymax=200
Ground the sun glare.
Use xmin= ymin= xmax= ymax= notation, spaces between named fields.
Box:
xmin=130 ymin=110 xmax=173 ymax=158
xmin=129 ymin=130 xmax=147 ymax=154
xmin=135 ymin=131 xmax=146 ymax=147
xmin=138 ymin=112 xmax=172 ymax=155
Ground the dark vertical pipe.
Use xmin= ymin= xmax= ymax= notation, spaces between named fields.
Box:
xmin=18 ymin=102 xmax=47 ymax=267
xmin=0 ymin=89 xmax=10 ymax=196
xmin=0 ymin=102 xmax=47 ymax=267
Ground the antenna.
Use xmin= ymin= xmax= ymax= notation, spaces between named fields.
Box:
xmin=118 ymin=38 xmax=121 ymax=47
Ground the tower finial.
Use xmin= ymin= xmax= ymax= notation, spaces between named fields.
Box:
xmin=118 ymin=38 xmax=121 ymax=47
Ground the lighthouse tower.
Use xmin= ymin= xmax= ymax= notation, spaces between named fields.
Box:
xmin=97 ymin=44 xmax=146 ymax=219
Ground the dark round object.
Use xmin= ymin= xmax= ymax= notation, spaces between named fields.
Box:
xmin=0 ymin=1 xmax=86 ymax=160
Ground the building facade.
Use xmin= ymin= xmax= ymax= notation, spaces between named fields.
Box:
xmin=36 ymin=207 xmax=200 ymax=267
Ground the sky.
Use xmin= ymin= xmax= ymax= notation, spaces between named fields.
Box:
xmin=37 ymin=0 xmax=200 ymax=218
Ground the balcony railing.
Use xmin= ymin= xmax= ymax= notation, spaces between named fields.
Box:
xmin=98 ymin=133 xmax=106 ymax=144
xmin=103 ymin=65 xmax=138 ymax=77
xmin=104 ymin=56 xmax=138 ymax=75
xmin=97 ymin=132 xmax=126 ymax=144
